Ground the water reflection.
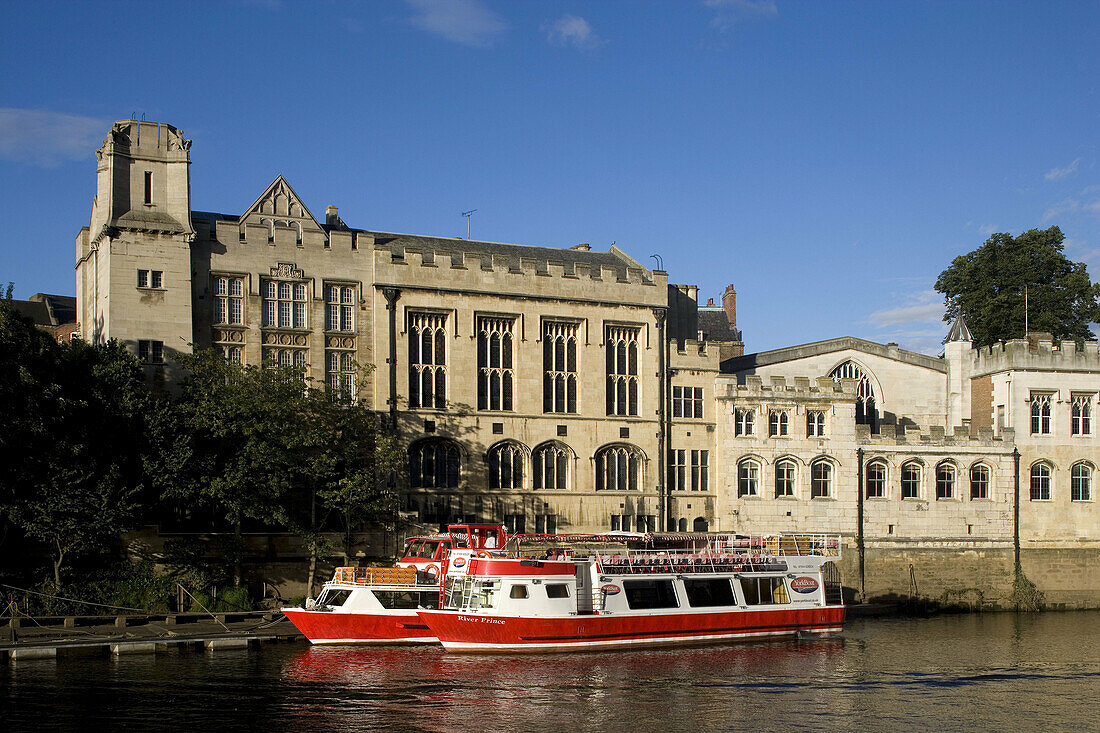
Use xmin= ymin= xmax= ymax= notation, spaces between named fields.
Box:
xmin=3 ymin=612 xmax=1097 ymax=732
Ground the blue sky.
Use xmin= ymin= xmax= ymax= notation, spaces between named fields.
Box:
xmin=2 ymin=0 xmax=1098 ymax=354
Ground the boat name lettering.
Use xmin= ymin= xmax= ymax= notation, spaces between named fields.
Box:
xmin=790 ymin=576 xmax=819 ymax=593
xmin=457 ymin=615 xmax=505 ymax=625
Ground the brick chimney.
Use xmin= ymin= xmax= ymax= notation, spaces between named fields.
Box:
xmin=722 ymin=284 xmax=737 ymax=331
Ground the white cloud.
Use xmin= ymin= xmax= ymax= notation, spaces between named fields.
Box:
xmin=871 ymin=328 xmax=947 ymax=356
xmin=1043 ymin=197 xmax=1080 ymax=222
xmin=704 ymin=0 xmax=778 ymax=32
xmin=0 ymin=108 xmax=107 ymax=167
xmin=405 ymin=0 xmax=506 ymax=47
xmin=545 ymin=14 xmax=602 ymax=49
xmin=1045 ymin=158 xmax=1080 ymax=181
xmin=978 ymin=224 xmax=997 ymax=237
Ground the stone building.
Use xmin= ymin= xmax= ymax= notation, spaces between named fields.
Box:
xmin=73 ymin=119 xmax=1096 ymax=605
xmin=75 ymin=120 xmax=740 ymax=536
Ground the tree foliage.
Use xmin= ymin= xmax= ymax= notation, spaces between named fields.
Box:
xmin=152 ymin=350 xmax=400 ymax=588
xmin=0 ymin=302 xmax=149 ymax=588
xmin=935 ymin=226 xmax=1100 ymax=347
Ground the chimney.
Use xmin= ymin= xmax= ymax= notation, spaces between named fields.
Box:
xmin=570 ymin=242 xmax=591 ymax=251
xmin=706 ymin=298 xmax=714 ymax=307
xmin=326 ymin=205 xmax=339 ymax=226
xmin=722 ymin=284 xmax=737 ymax=331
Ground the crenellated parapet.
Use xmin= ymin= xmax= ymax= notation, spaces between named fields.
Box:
xmin=971 ymin=336 xmax=1100 ymax=376
xmin=857 ymin=422 xmax=1013 ymax=447
xmin=374 ymin=237 xmax=657 ymax=286
xmin=716 ymin=374 xmax=857 ymax=400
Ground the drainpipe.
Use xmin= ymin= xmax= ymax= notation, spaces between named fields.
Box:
xmin=653 ymin=307 xmax=668 ymax=532
xmin=382 ymin=287 xmax=401 ymax=432
xmin=856 ymin=447 xmax=865 ymax=603
xmin=1013 ymin=447 xmax=1021 ymax=574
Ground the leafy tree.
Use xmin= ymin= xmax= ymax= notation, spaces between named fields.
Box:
xmin=935 ymin=226 xmax=1100 ymax=347
xmin=154 ymin=351 xmax=399 ymax=591
xmin=0 ymin=302 xmax=150 ymax=588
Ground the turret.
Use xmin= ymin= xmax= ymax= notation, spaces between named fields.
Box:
xmin=944 ymin=314 xmax=973 ymax=431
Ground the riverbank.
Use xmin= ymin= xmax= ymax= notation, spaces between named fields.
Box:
xmin=1 ymin=611 xmax=302 ymax=661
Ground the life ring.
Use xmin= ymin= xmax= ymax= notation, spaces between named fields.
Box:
xmin=476 ymin=550 xmax=492 ymax=558
xmin=424 ymin=563 xmax=439 ymax=578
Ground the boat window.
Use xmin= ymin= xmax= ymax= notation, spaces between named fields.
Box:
xmin=623 ymin=579 xmax=679 ymax=610
xmin=546 ymin=584 xmax=570 ymax=599
xmin=684 ymin=578 xmax=735 ymax=607
xmin=739 ymin=576 xmax=791 ymax=605
xmin=469 ymin=580 xmax=500 ymax=610
xmin=509 ymin=585 xmax=529 ymax=599
xmin=373 ymin=591 xmax=424 ymax=610
xmin=401 ymin=540 xmax=421 ymax=558
xmin=419 ymin=541 xmax=440 ymax=559
xmin=317 ymin=589 xmax=351 ymax=607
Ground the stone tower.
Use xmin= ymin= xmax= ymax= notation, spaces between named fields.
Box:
xmin=944 ymin=313 xmax=974 ymax=431
xmin=76 ymin=121 xmax=195 ymax=372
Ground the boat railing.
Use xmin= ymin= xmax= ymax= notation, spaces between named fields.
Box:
xmin=330 ymin=566 xmax=424 ymax=586
xmin=593 ymin=534 xmax=840 ymax=575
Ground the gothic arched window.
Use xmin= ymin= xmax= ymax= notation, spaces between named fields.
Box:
xmin=830 ymin=360 xmax=877 ymax=430
xmin=409 ymin=439 xmax=461 ymax=489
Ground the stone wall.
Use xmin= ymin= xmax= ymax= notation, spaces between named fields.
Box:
xmin=837 ymin=542 xmax=1100 ymax=610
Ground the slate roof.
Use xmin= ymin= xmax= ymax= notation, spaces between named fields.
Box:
xmin=6 ymin=294 xmax=77 ymax=326
xmin=945 ymin=314 xmax=973 ymax=343
xmin=697 ymin=307 xmax=738 ymax=342
xmin=722 ymin=336 xmax=946 ymax=374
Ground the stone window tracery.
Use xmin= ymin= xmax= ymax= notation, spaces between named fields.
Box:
xmin=487 ymin=441 xmax=525 ymax=490
xmin=605 ymin=325 xmax=639 ymax=416
xmin=409 ymin=439 xmax=460 ymax=489
xmin=807 ymin=410 xmax=826 ymax=437
xmin=533 ymin=442 xmax=572 ymax=490
xmin=478 ymin=316 xmax=515 ymax=412
xmin=830 ymin=360 xmax=877 ymax=429
xmin=769 ymin=410 xmax=789 ymax=437
xmin=1071 ymin=394 xmax=1093 ymax=435
xmin=408 ymin=312 xmax=447 ymax=409
xmin=327 ymin=350 xmax=354 ymax=402
xmin=595 ymin=444 xmax=643 ymax=491
xmin=735 ymin=409 xmax=754 ymax=436
xmin=543 ymin=321 xmax=577 ymax=414
xmin=1030 ymin=393 xmax=1052 ymax=435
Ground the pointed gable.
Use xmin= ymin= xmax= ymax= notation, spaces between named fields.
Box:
xmin=239 ymin=176 xmax=325 ymax=235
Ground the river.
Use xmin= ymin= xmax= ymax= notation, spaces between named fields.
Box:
xmin=3 ymin=611 xmax=1097 ymax=732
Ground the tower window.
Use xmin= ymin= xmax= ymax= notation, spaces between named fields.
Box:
xmin=144 ymin=171 xmax=152 ymax=205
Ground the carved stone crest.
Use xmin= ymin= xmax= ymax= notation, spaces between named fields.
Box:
xmin=270 ymin=262 xmax=304 ymax=280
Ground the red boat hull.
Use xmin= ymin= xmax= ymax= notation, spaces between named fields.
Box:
xmin=419 ymin=606 xmax=845 ymax=653
xmin=283 ymin=608 xmax=436 ymax=645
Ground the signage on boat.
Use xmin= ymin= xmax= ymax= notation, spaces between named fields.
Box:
xmin=601 ymin=584 xmax=621 ymax=595
xmin=452 ymin=557 xmax=467 ymax=568
xmin=790 ymin=576 xmax=819 ymax=594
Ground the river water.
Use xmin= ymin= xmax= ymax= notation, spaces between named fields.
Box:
xmin=3 ymin=611 xmax=1097 ymax=732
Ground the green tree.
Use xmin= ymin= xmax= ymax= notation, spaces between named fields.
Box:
xmin=154 ymin=351 xmax=399 ymax=591
xmin=935 ymin=226 xmax=1100 ymax=347
xmin=0 ymin=302 xmax=150 ymax=588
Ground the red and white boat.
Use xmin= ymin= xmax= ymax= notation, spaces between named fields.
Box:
xmin=419 ymin=533 xmax=844 ymax=653
xmin=282 ymin=524 xmax=505 ymax=645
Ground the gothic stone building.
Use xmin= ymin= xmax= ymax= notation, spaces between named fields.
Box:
xmin=75 ymin=120 xmax=743 ymax=537
xmin=75 ymin=120 xmax=1097 ymax=605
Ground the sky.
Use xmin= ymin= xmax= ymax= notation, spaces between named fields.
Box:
xmin=1 ymin=0 xmax=1098 ymax=355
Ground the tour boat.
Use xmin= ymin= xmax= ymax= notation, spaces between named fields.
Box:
xmin=418 ymin=533 xmax=844 ymax=653
xmin=282 ymin=525 xmax=505 ymax=644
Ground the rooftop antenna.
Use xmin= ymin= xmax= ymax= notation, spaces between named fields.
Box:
xmin=462 ymin=209 xmax=477 ymax=239
xmin=650 ymin=254 xmax=663 ymax=270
